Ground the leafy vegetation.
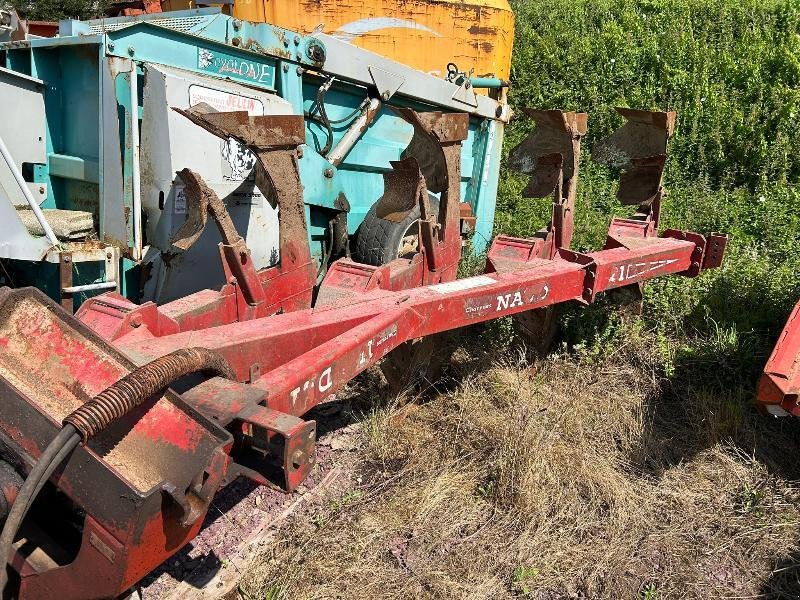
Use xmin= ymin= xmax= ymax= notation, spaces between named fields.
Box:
xmin=9 ymin=0 xmax=107 ymax=21
xmin=499 ymin=0 xmax=800 ymax=389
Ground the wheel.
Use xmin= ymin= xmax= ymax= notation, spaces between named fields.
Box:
xmin=353 ymin=196 xmax=448 ymax=391
xmin=381 ymin=334 xmax=454 ymax=394
xmin=354 ymin=196 xmax=439 ymax=266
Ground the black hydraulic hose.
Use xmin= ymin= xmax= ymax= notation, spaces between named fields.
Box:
xmin=0 ymin=347 xmax=235 ymax=593
xmin=0 ymin=426 xmax=80 ymax=592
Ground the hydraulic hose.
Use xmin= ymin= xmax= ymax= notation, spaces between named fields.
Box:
xmin=64 ymin=347 xmax=235 ymax=440
xmin=0 ymin=347 xmax=235 ymax=593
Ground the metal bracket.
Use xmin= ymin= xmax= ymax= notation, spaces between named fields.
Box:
xmin=557 ymin=248 xmax=597 ymax=304
xmin=174 ymin=168 xmax=266 ymax=307
xmin=368 ymin=66 xmax=404 ymax=100
xmin=233 ymin=404 xmax=317 ymax=492
xmin=452 ymin=78 xmax=478 ymax=108
xmin=59 ymin=251 xmax=73 ymax=313
xmin=172 ymin=105 xmax=316 ymax=316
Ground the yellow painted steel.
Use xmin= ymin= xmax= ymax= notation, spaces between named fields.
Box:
xmin=162 ymin=0 xmax=514 ymax=80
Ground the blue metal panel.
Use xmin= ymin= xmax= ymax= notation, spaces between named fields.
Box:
xmin=298 ymin=151 xmax=345 ymax=211
xmin=4 ymin=47 xmax=31 ymax=75
xmin=277 ymin=59 xmax=304 ymax=114
xmin=103 ymin=24 xmax=277 ymax=90
xmin=58 ymin=48 xmax=101 ymax=216
xmin=470 ymin=121 xmax=504 ymax=252
xmin=28 ymin=47 xmax=62 ymax=209
xmin=0 ymin=10 xmax=505 ymax=308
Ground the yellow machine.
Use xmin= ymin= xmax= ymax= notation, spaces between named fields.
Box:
xmin=161 ymin=0 xmax=514 ymax=80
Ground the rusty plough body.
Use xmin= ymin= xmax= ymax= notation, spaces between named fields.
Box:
xmin=0 ymin=106 xmax=726 ymax=598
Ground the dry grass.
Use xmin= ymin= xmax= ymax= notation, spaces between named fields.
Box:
xmin=242 ymin=330 xmax=800 ymax=600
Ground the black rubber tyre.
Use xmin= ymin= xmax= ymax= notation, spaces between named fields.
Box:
xmin=380 ymin=333 xmax=453 ymax=394
xmin=354 ymin=196 xmax=439 ymax=266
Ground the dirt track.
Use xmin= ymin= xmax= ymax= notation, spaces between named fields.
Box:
xmin=140 ymin=400 xmax=362 ymax=600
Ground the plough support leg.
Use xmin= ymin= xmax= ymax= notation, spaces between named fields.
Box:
xmin=368 ymin=109 xmax=469 ymax=387
xmin=506 ymin=108 xmax=587 ymax=257
xmin=500 ymin=109 xmax=587 ymax=348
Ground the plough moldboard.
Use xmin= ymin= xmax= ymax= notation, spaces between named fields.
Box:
xmin=0 ymin=106 xmax=726 ymax=599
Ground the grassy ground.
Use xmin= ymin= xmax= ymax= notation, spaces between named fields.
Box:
xmin=241 ymin=1 xmax=800 ymax=598
xmin=241 ymin=337 xmax=800 ymax=598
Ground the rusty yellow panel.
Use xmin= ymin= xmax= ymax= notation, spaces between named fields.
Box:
xmin=163 ymin=0 xmax=514 ymax=80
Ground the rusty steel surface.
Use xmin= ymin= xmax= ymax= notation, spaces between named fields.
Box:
xmin=374 ymin=158 xmax=427 ymax=224
xmin=0 ymin=288 xmax=231 ymax=599
xmin=0 ymin=107 xmax=729 ymax=599
xmin=171 ymin=169 xmax=243 ymax=250
xmin=58 ymin=251 xmax=73 ymax=313
xmin=507 ymin=109 xmax=587 ymax=257
xmin=592 ymin=107 xmax=675 ymax=206
xmin=174 ymin=105 xmax=313 ymax=277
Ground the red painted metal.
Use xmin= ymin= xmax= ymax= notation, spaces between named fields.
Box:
xmin=0 ymin=288 xmax=231 ymax=600
xmin=22 ymin=21 xmax=58 ymax=37
xmin=108 ymin=0 xmax=163 ymax=17
xmin=757 ymin=299 xmax=800 ymax=416
xmin=0 ymin=107 xmax=729 ymax=599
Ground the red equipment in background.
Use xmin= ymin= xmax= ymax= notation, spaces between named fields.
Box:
xmin=107 ymin=1 xmax=163 ymax=17
xmin=0 ymin=106 xmax=726 ymax=599
xmin=757 ymin=300 xmax=800 ymax=416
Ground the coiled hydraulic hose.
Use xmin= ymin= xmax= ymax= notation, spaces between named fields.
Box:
xmin=0 ymin=348 xmax=236 ymax=593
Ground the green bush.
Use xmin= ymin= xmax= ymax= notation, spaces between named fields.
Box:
xmin=509 ymin=0 xmax=800 ymax=188
xmin=500 ymin=0 xmax=800 ymax=385
xmin=10 ymin=0 xmax=107 ymax=21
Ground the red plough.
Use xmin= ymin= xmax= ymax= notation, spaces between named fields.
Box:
xmin=0 ymin=107 xmax=726 ymax=598
xmin=757 ymin=299 xmax=800 ymax=416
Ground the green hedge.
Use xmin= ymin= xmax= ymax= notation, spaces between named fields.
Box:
xmin=500 ymin=0 xmax=800 ymax=380
xmin=509 ymin=0 xmax=800 ymax=188
xmin=10 ymin=0 xmax=107 ymax=21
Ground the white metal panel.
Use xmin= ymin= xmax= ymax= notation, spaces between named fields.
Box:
xmin=316 ymin=33 xmax=510 ymax=122
xmin=0 ymin=68 xmax=54 ymax=260
xmin=101 ymin=57 xmax=132 ymax=248
xmin=140 ymin=63 xmax=293 ymax=303
xmin=0 ymin=67 xmax=46 ymax=166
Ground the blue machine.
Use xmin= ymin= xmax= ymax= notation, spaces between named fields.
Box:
xmin=0 ymin=8 xmax=508 ymax=307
